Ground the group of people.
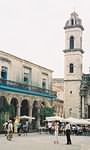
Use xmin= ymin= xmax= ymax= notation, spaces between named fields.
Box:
xmin=3 ymin=119 xmax=72 ymax=144
xmin=48 ymin=121 xmax=72 ymax=145
xmin=17 ymin=120 xmax=29 ymax=136
xmin=3 ymin=119 xmax=30 ymax=140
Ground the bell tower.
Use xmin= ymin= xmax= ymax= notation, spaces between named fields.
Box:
xmin=63 ymin=12 xmax=84 ymax=118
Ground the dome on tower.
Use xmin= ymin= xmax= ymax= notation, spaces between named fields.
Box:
xmin=64 ymin=11 xmax=84 ymax=30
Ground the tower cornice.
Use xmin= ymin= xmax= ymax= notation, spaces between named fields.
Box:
xmin=63 ymin=48 xmax=84 ymax=54
xmin=64 ymin=25 xmax=84 ymax=31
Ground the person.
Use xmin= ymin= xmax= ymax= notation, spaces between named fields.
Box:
xmin=17 ymin=121 xmax=22 ymax=136
xmin=7 ymin=120 xmax=13 ymax=141
xmin=54 ymin=121 xmax=59 ymax=144
xmin=3 ymin=121 xmax=8 ymax=136
xmin=48 ymin=121 xmax=52 ymax=134
xmin=65 ymin=122 xmax=72 ymax=144
xmin=22 ymin=121 xmax=28 ymax=136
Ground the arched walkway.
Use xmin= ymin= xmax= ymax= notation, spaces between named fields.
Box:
xmin=32 ymin=100 xmax=47 ymax=128
xmin=20 ymin=99 xmax=29 ymax=116
xmin=10 ymin=98 xmax=18 ymax=118
xmin=32 ymin=101 xmax=39 ymax=129
xmin=0 ymin=96 xmax=9 ymax=123
xmin=0 ymin=96 xmax=9 ymax=111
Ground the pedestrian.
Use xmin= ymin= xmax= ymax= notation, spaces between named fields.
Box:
xmin=3 ymin=121 xmax=8 ymax=136
xmin=48 ymin=121 xmax=52 ymax=134
xmin=65 ymin=122 xmax=72 ymax=144
xmin=7 ymin=120 xmax=13 ymax=141
xmin=54 ymin=121 xmax=59 ymax=144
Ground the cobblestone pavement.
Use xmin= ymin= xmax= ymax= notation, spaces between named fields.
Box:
xmin=0 ymin=133 xmax=90 ymax=150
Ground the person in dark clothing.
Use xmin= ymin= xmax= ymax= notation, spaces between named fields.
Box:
xmin=65 ymin=122 xmax=72 ymax=144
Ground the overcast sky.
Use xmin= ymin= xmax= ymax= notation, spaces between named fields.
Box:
xmin=0 ymin=0 xmax=90 ymax=77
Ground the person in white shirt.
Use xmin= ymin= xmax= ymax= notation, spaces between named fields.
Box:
xmin=7 ymin=120 xmax=13 ymax=133
xmin=65 ymin=122 xmax=72 ymax=144
xmin=54 ymin=121 xmax=59 ymax=144
xmin=7 ymin=120 xmax=13 ymax=140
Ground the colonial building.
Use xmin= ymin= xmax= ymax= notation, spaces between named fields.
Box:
xmin=63 ymin=12 xmax=90 ymax=119
xmin=52 ymin=78 xmax=64 ymax=117
xmin=80 ymin=74 xmax=90 ymax=118
xmin=0 ymin=50 xmax=56 ymax=128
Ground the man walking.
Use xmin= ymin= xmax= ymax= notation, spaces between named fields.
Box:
xmin=65 ymin=122 xmax=72 ymax=144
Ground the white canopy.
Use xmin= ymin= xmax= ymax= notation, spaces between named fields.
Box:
xmin=20 ymin=115 xmax=35 ymax=120
xmin=46 ymin=116 xmax=64 ymax=122
xmin=64 ymin=117 xmax=80 ymax=124
xmin=64 ymin=117 xmax=90 ymax=125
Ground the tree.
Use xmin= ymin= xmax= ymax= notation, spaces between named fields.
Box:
xmin=40 ymin=106 xmax=56 ymax=126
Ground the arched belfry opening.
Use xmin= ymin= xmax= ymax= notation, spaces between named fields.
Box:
xmin=70 ymin=36 xmax=74 ymax=49
xmin=71 ymin=19 xmax=74 ymax=25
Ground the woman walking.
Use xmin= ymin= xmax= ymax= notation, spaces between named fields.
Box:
xmin=54 ymin=121 xmax=59 ymax=144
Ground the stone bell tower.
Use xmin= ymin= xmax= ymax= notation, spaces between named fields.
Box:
xmin=63 ymin=12 xmax=84 ymax=118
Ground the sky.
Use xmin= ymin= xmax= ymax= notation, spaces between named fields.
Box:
xmin=0 ymin=0 xmax=90 ymax=78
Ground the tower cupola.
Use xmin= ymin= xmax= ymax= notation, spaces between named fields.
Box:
xmin=64 ymin=11 xmax=84 ymax=31
xmin=64 ymin=12 xmax=84 ymax=51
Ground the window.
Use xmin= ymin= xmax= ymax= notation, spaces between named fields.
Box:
xmin=70 ymin=36 xmax=74 ymax=49
xmin=71 ymin=19 xmax=74 ymax=25
xmin=42 ymin=79 xmax=46 ymax=89
xmin=24 ymin=73 xmax=28 ymax=83
xmin=69 ymin=63 xmax=74 ymax=73
xmin=23 ymin=67 xmax=32 ymax=84
xmin=70 ymin=91 xmax=72 ymax=94
xmin=1 ymin=66 xmax=8 ymax=80
xmin=80 ymin=37 xmax=82 ymax=48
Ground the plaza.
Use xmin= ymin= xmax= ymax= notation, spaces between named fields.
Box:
xmin=0 ymin=133 xmax=90 ymax=150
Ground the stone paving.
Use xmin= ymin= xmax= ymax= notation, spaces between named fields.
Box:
xmin=0 ymin=133 xmax=90 ymax=150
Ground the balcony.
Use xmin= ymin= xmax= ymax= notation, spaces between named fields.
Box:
xmin=0 ymin=79 xmax=57 ymax=99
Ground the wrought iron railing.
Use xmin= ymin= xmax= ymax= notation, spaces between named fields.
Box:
xmin=0 ymin=78 xmax=57 ymax=98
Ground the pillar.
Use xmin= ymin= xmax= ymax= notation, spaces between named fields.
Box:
xmin=82 ymin=96 xmax=85 ymax=118
xmin=36 ymin=101 xmax=40 ymax=129
xmin=17 ymin=102 xmax=21 ymax=117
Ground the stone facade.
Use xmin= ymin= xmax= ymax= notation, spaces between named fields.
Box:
xmin=80 ymin=74 xmax=90 ymax=118
xmin=0 ymin=50 xmax=56 ymax=128
xmin=52 ymin=78 xmax=64 ymax=117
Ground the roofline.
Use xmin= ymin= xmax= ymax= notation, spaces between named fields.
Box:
xmin=0 ymin=50 xmax=53 ymax=72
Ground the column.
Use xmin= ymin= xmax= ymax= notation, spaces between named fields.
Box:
xmin=17 ymin=96 xmax=23 ymax=117
xmin=29 ymin=102 xmax=33 ymax=123
xmin=36 ymin=102 xmax=40 ymax=129
xmin=17 ymin=102 xmax=21 ymax=117
xmin=82 ymin=96 xmax=85 ymax=118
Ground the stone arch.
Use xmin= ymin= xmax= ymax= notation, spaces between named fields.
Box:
xmin=0 ymin=96 xmax=9 ymax=110
xmin=20 ymin=99 xmax=29 ymax=116
xmin=32 ymin=100 xmax=40 ymax=129
xmin=0 ymin=96 xmax=9 ymax=122
xmin=32 ymin=100 xmax=39 ymax=119
xmin=10 ymin=97 xmax=18 ymax=118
